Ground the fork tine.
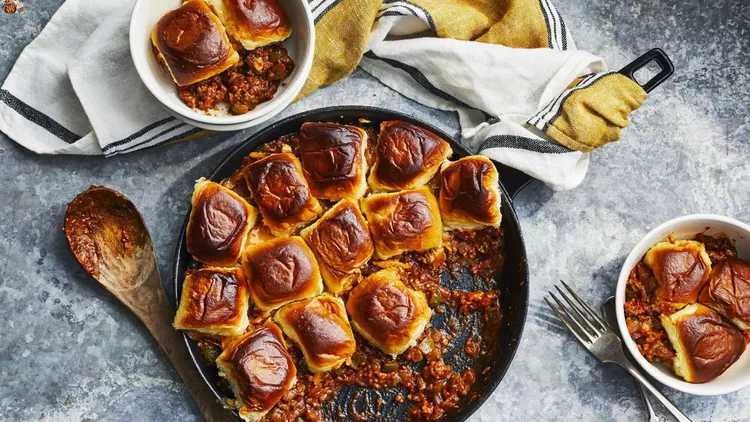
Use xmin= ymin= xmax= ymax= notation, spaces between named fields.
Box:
xmin=547 ymin=293 xmax=594 ymax=344
xmin=544 ymin=297 xmax=592 ymax=346
xmin=560 ymin=280 xmax=608 ymax=330
xmin=555 ymin=285 xmax=601 ymax=335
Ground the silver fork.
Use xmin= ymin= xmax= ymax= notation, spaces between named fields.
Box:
xmin=545 ymin=281 xmax=691 ymax=422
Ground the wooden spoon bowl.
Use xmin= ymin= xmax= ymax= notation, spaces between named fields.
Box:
xmin=63 ymin=186 xmax=232 ymax=421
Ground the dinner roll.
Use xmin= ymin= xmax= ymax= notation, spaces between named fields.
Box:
xmin=173 ymin=266 xmax=250 ymax=336
xmin=661 ymin=303 xmax=745 ymax=383
xmin=152 ymin=0 xmax=240 ymax=86
xmin=299 ymin=122 xmax=369 ymax=201
xmin=244 ymin=153 xmax=322 ymax=236
xmin=205 ymin=0 xmax=292 ymax=50
xmin=439 ymin=156 xmax=502 ymax=231
xmin=241 ymin=236 xmax=323 ymax=311
xmin=274 ymin=294 xmax=356 ymax=373
xmin=300 ymin=199 xmax=374 ymax=294
xmin=368 ymin=120 xmax=452 ymax=192
xmin=186 ymin=178 xmax=257 ymax=267
xmin=346 ymin=269 xmax=432 ymax=357
xmin=360 ymin=187 xmax=442 ymax=260
xmin=644 ymin=240 xmax=712 ymax=304
xmin=216 ymin=322 xmax=296 ymax=421
xmin=700 ymin=257 xmax=750 ymax=330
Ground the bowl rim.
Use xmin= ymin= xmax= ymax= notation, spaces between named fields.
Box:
xmin=128 ymin=0 xmax=315 ymax=125
xmin=615 ymin=213 xmax=750 ymax=396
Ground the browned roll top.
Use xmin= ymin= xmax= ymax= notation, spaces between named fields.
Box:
xmin=440 ymin=157 xmax=497 ymax=222
xmin=305 ymin=202 xmax=373 ymax=273
xmin=244 ymin=237 xmax=319 ymax=307
xmin=645 ymin=242 xmax=711 ymax=303
xmin=224 ymin=323 xmax=296 ymax=411
xmin=245 ymin=153 xmax=314 ymax=222
xmin=180 ymin=268 xmax=245 ymax=326
xmin=226 ymin=0 xmax=289 ymax=37
xmin=373 ymin=120 xmax=450 ymax=189
xmin=672 ymin=306 xmax=745 ymax=383
xmin=153 ymin=0 xmax=235 ymax=86
xmin=300 ymin=122 xmax=362 ymax=184
xmin=277 ymin=296 xmax=356 ymax=370
xmin=700 ymin=257 xmax=750 ymax=321
xmin=371 ymin=190 xmax=434 ymax=243
xmin=187 ymin=182 xmax=249 ymax=265
xmin=355 ymin=282 xmax=415 ymax=337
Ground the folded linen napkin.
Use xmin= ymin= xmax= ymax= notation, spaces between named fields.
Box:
xmin=0 ymin=0 xmax=647 ymax=190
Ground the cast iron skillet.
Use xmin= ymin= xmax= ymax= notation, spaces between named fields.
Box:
xmin=171 ymin=106 xmax=531 ymax=421
xmin=170 ymin=48 xmax=672 ymax=420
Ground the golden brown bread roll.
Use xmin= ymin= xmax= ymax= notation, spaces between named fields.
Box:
xmin=173 ymin=266 xmax=250 ymax=336
xmin=644 ymin=240 xmax=712 ymax=304
xmin=368 ymin=120 xmax=452 ymax=192
xmin=661 ymin=303 xmax=745 ymax=383
xmin=241 ymin=236 xmax=323 ymax=311
xmin=300 ymin=199 xmax=374 ymax=294
xmin=699 ymin=257 xmax=750 ymax=330
xmin=186 ymin=178 xmax=257 ymax=267
xmin=205 ymin=0 xmax=292 ymax=50
xmin=299 ymin=122 xmax=369 ymax=201
xmin=346 ymin=269 xmax=432 ymax=357
xmin=274 ymin=294 xmax=356 ymax=373
xmin=216 ymin=322 xmax=296 ymax=421
xmin=439 ymin=156 xmax=502 ymax=231
xmin=360 ymin=187 xmax=443 ymax=260
xmin=151 ymin=0 xmax=240 ymax=87
xmin=244 ymin=153 xmax=322 ymax=236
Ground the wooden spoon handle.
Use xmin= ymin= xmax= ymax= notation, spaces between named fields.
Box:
xmin=120 ymin=270 xmax=234 ymax=422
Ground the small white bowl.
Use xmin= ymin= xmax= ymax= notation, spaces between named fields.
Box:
xmin=129 ymin=0 xmax=314 ymax=130
xmin=616 ymin=214 xmax=750 ymax=396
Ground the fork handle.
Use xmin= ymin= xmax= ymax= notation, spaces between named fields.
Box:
xmin=616 ymin=360 xmax=691 ymax=422
xmin=637 ymin=383 xmax=659 ymax=422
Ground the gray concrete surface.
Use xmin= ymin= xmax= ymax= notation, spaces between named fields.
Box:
xmin=1 ymin=0 xmax=749 ymax=420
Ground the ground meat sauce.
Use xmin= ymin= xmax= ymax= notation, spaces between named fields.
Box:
xmin=624 ymin=233 xmax=738 ymax=366
xmin=695 ymin=232 xmax=737 ymax=264
xmin=187 ymin=128 xmax=506 ymax=421
xmin=178 ymin=75 xmax=228 ymax=110
xmin=624 ymin=262 xmax=675 ymax=364
xmin=167 ymin=43 xmax=294 ymax=114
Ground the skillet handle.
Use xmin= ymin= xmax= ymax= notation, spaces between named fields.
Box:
xmin=495 ymin=162 xmax=534 ymax=200
xmin=618 ymin=48 xmax=674 ymax=93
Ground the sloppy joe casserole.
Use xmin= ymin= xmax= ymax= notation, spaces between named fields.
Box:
xmin=174 ymin=119 xmax=508 ymax=420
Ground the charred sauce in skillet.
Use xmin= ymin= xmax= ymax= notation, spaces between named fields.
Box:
xmin=189 ymin=124 xmax=505 ymax=421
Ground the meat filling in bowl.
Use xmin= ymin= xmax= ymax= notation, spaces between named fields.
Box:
xmin=175 ymin=44 xmax=294 ymax=114
xmin=151 ymin=0 xmax=296 ymax=115
xmin=624 ymin=233 xmax=738 ymax=368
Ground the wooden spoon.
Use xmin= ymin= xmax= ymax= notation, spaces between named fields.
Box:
xmin=63 ymin=186 xmax=232 ymax=421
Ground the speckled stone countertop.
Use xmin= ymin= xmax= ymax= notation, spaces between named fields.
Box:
xmin=1 ymin=1 xmax=748 ymax=421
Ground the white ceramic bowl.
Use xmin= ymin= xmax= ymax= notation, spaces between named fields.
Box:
xmin=129 ymin=0 xmax=314 ymax=130
xmin=616 ymin=214 xmax=750 ymax=396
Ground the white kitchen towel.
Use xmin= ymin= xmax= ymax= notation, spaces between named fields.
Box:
xmin=0 ymin=0 xmax=199 ymax=157
xmin=359 ymin=5 xmax=607 ymax=190
xmin=1 ymin=0 xmax=609 ymax=189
